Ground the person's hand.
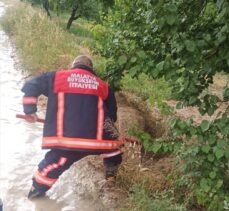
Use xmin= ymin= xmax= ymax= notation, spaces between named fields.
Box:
xmin=25 ymin=113 xmax=38 ymax=123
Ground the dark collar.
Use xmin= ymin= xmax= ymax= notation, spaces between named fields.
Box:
xmin=71 ymin=64 xmax=95 ymax=75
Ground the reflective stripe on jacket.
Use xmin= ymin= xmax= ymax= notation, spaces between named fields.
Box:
xmin=21 ymin=65 xmax=120 ymax=153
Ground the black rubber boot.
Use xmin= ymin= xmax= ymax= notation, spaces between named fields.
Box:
xmin=105 ymin=165 xmax=119 ymax=180
xmin=28 ymin=186 xmax=46 ymax=199
xmin=104 ymin=165 xmax=119 ymax=188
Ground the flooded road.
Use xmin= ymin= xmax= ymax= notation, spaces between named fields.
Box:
xmin=0 ymin=2 xmax=121 ymax=211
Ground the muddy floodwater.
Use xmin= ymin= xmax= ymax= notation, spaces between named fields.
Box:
xmin=0 ymin=2 xmax=115 ymax=211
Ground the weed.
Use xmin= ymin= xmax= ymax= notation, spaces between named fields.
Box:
xmin=0 ymin=3 xmax=90 ymax=74
xmin=122 ymin=184 xmax=186 ymax=211
xmin=121 ymin=73 xmax=172 ymax=115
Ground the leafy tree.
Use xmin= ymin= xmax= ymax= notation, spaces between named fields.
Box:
xmin=94 ymin=0 xmax=229 ymax=210
xmin=65 ymin=0 xmax=114 ymax=29
xmin=48 ymin=0 xmax=105 ymax=29
xmin=25 ymin=0 xmax=113 ymax=28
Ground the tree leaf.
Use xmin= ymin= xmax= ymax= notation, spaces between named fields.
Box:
xmin=209 ymin=171 xmax=216 ymax=179
xmin=208 ymin=154 xmax=215 ymax=162
xmin=152 ymin=68 xmax=160 ymax=78
xmin=216 ymin=180 xmax=223 ymax=189
xmin=137 ymin=50 xmax=146 ymax=59
xmin=200 ymin=120 xmax=210 ymax=132
xmin=208 ymin=136 xmax=216 ymax=145
xmin=156 ymin=61 xmax=164 ymax=71
xmin=152 ymin=142 xmax=162 ymax=153
xmin=200 ymin=178 xmax=210 ymax=192
xmin=215 ymin=148 xmax=224 ymax=160
xmin=170 ymin=118 xmax=177 ymax=128
xmin=176 ymin=102 xmax=183 ymax=109
xmin=185 ymin=40 xmax=196 ymax=52
xmin=207 ymin=107 xmax=215 ymax=116
xmin=217 ymin=139 xmax=226 ymax=148
xmin=189 ymin=96 xmax=197 ymax=105
xmin=225 ymin=148 xmax=229 ymax=159
xmin=118 ymin=55 xmax=127 ymax=65
xmin=166 ymin=14 xmax=176 ymax=26
xmin=130 ymin=56 xmax=137 ymax=63
xmin=222 ymin=125 xmax=229 ymax=135
xmin=167 ymin=4 xmax=177 ymax=13
xmin=201 ymin=145 xmax=210 ymax=154
xmin=129 ymin=65 xmax=140 ymax=77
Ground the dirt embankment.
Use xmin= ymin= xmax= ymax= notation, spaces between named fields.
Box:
xmin=114 ymin=73 xmax=228 ymax=197
xmin=115 ymin=92 xmax=175 ymax=193
xmin=50 ymin=91 xmax=175 ymax=210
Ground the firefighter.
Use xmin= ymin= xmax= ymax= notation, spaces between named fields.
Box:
xmin=21 ymin=55 xmax=122 ymax=199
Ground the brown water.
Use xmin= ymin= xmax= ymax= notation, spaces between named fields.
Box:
xmin=0 ymin=2 xmax=115 ymax=210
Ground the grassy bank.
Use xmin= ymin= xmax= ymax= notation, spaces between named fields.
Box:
xmin=122 ymin=185 xmax=186 ymax=211
xmin=0 ymin=2 xmax=95 ymax=74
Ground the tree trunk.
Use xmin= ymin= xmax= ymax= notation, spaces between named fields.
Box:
xmin=42 ymin=0 xmax=51 ymax=18
xmin=66 ymin=5 xmax=80 ymax=30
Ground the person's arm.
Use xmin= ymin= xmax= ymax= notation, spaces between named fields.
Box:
xmin=21 ymin=72 xmax=51 ymax=115
xmin=104 ymin=87 xmax=117 ymax=122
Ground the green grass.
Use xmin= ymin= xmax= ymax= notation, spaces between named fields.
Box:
xmin=121 ymin=73 xmax=172 ymax=115
xmin=68 ymin=19 xmax=93 ymax=38
xmin=121 ymin=73 xmax=171 ymax=101
xmin=0 ymin=2 xmax=90 ymax=74
xmin=0 ymin=2 xmax=106 ymax=76
xmin=52 ymin=11 xmax=93 ymax=38
xmin=122 ymin=184 xmax=186 ymax=211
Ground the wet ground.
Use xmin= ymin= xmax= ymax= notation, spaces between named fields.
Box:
xmin=0 ymin=2 xmax=64 ymax=210
xmin=0 ymin=2 xmax=123 ymax=210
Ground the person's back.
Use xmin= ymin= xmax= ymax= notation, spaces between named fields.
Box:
xmin=43 ymin=65 xmax=117 ymax=147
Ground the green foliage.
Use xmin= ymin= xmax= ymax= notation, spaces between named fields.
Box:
xmin=63 ymin=0 xmax=103 ymax=21
xmin=128 ymin=128 xmax=182 ymax=154
xmin=67 ymin=20 xmax=93 ymax=37
xmin=123 ymin=184 xmax=186 ymax=211
xmin=171 ymin=116 xmax=229 ymax=210
xmin=94 ymin=0 xmax=229 ymax=210
xmin=94 ymin=0 xmax=228 ymax=109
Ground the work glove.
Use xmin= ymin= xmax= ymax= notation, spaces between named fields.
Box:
xmin=25 ymin=113 xmax=38 ymax=123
